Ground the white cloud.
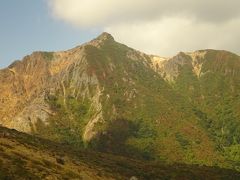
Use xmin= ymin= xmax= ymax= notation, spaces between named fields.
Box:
xmin=106 ymin=18 xmax=240 ymax=56
xmin=48 ymin=0 xmax=240 ymax=56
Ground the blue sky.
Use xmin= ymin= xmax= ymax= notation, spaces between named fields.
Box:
xmin=0 ymin=0 xmax=101 ymax=68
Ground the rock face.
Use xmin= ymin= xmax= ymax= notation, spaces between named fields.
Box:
xmin=0 ymin=38 xmax=104 ymax=137
xmin=1 ymin=32 xmax=240 ymax=169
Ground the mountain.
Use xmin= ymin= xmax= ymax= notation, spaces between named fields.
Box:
xmin=1 ymin=32 xmax=240 ymax=170
xmin=150 ymin=50 xmax=240 ymax=165
xmin=1 ymin=126 xmax=239 ymax=179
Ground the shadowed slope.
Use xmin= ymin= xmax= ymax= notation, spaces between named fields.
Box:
xmin=0 ymin=126 xmax=240 ymax=179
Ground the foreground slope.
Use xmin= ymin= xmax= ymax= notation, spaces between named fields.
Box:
xmin=0 ymin=126 xmax=239 ymax=180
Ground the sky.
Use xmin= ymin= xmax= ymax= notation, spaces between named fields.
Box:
xmin=1 ymin=0 xmax=240 ymax=68
xmin=0 ymin=0 xmax=101 ymax=68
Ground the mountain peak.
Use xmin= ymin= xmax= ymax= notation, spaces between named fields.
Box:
xmin=87 ymin=32 xmax=115 ymax=48
xmin=96 ymin=32 xmax=114 ymax=41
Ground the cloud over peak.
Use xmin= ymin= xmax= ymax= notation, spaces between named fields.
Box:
xmin=49 ymin=0 xmax=240 ymax=56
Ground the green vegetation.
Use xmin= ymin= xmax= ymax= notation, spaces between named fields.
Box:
xmin=175 ymin=133 xmax=190 ymax=149
xmin=171 ymin=50 xmax=240 ymax=169
xmin=35 ymin=94 xmax=93 ymax=148
xmin=1 ymin=126 xmax=239 ymax=179
xmin=82 ymin=41 xmax=225 ymax=167
xmin=42 ymin=52 xmax=54 ymax=61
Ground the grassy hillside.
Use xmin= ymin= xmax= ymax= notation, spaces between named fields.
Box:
xmin=0 ymin=126 xmax=240 ymax=179
xmin=164 ymin=50 xmax=240 ymax=169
